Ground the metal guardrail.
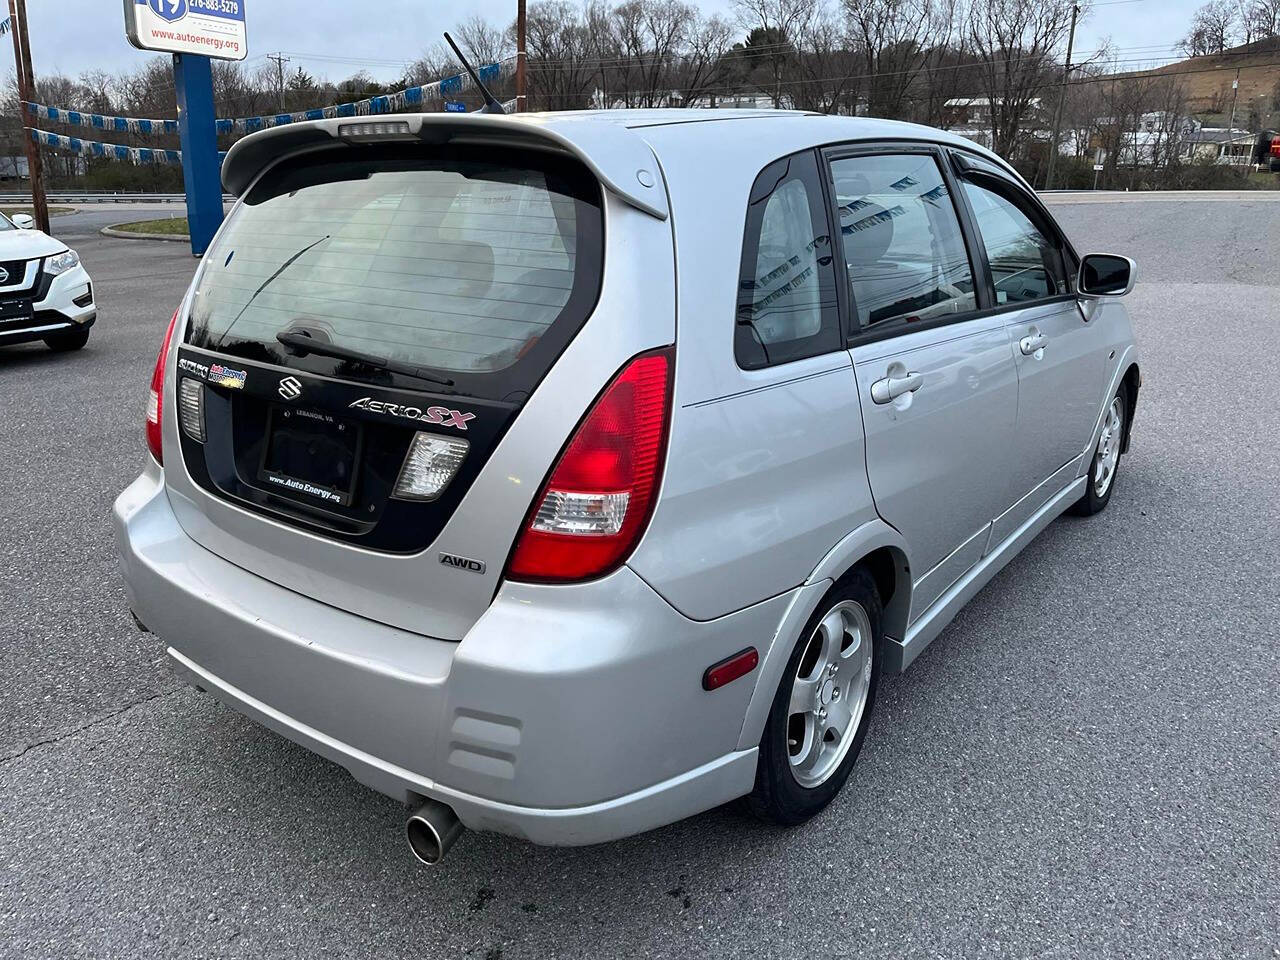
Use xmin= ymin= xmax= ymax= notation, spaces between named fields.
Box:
xmin=0 ymin=192 xmax=229 ymax=204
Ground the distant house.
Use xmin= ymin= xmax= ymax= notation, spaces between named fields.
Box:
xmin=1180 ymin=127 xmax=1257 ymax=164
xmin=0 ymin=156 xmax=29 ymax=182
xmin=941 ymin=97 xmax=1046 ymax=128
xmin=941 ymin=97 xmax=1051 ymax=152
xmin=682 ymin=92 xmax=796 ymax=110
xmin=1097 ymin=113 xmax=1201 ymax=165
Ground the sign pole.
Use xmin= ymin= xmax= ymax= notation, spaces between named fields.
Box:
xmin=9 ymin=0 xmax=50 ymax=233
xmin=173 ymin=53 xmax=224 ymax=257
xmin=516 ymin=0 xmax=527 ymax=112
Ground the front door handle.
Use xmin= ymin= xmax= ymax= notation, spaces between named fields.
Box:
xmin=870 ymin=370 xmax=924 ymax=404
xmin=1020 ymin=333 xmax=1049 ymax=355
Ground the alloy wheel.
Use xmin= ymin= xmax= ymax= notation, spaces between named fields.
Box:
xmin=786 ymin=600 xmax=874 ymax=789
xmin=1093 ymin=395 xmax=1124 ymax=499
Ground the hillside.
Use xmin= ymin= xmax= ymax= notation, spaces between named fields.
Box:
xmin=1119 ymin=36 xmax=1280 ymax=117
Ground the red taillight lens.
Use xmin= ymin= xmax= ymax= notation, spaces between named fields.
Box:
xmin=146 ymin=310 xmax=180 ymax=464
xmin=507 ymin=348 xmax=673 ymax=583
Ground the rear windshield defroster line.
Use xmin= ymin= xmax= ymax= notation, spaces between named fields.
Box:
xmin=185 ymin=144 xmax=604 ymax=404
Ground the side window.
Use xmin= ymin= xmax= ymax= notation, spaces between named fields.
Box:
xmin=961 ymin=179 xmax=1068 ymax=305
xmin=829 ymin=153 xmax=976 ymax=333
xmin=735 ymin=151 xmax=841 ymax=369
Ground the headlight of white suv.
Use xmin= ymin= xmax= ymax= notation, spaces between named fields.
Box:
xmin=45 ymin=249 xmax=80 ymax=276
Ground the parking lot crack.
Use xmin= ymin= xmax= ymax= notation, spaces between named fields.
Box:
xmin=0 ymin=689 xmax=180 ymax=766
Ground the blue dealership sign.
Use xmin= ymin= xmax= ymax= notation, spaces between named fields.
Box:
xmin=127 ymin=0 xmax=247 ymax=60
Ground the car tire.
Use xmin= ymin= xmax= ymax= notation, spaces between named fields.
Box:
xmin=747 ymin=567 xmax=883 ymax=826
xmin=1070 ymin=384 xmax=1128 ymax=517
xmin=44 ymin=327 xmax=91 ymax=352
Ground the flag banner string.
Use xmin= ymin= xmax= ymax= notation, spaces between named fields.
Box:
xmin=22 ymin=60 xmax=509 ymax=137
xmin=27 ymin=127 xmax=229 ymax=166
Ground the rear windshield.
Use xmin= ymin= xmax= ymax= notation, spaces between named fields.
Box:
xmin=186 ymin=145 xmax=603 ymax=399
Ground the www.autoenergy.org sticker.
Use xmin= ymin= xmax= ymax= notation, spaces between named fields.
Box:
xmin=262 ymin=473 xmax=344 ymax=505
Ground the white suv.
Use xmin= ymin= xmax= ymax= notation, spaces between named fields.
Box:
xmin=0 ymin=212 xmax=96 ymax=352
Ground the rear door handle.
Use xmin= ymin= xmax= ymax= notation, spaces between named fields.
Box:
xmin=870 ymin=370 xmax=924 ymax=404
xmin=1020 ymin=333 xmax=1049 ymax=355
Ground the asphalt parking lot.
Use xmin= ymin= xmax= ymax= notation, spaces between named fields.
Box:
xmin=1 ymin=193 xmax=1278 ymax=959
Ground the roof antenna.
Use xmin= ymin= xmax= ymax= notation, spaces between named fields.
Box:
xmin=443 ymin=32 xmax=506 ymax=114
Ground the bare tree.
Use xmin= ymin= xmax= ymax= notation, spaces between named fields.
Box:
xmin=1245 ymin=0 xmax=1280 ymax=39
xmin=1179 ymin=0 xmax=1239 ymax=56
xmin=456 ymin=13 xmax=514 ymax=65
xmin=676 ymin=13 xmax=737 ymax=105
xmin=734 ymin=0 xmax=820 ymax=106
xmin=605 ymin=0 xmax=698 ymax=106
xmin=525 ymin=1 xmax=603 ymax=111
xmin=845 ymin=0 xmax=955 ymax=119
xmin=964 ymin=0 xmax=1083 ymax=157
xmin=789 ymin=1 xmax=860 ymax=113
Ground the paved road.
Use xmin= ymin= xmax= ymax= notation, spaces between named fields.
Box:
xmin=1 ymin=196 xmax=1277 ymax=959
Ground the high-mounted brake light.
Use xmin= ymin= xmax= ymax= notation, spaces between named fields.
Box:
xmin=146 ymin=310 xmax=180 ymax=464
xmin=506 ymin=348 xmax=673 ymax=583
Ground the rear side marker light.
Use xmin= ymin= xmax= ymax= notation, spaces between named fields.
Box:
xmin=178 ymin=378 xmax=206 ymax=443
xmin=392 ymin=432 xmax=469 ymax=501
xmin=703 ymin=647 xmax=760 ymax=691
xmin=506 ymin=348 xmax=673 ymax=584
xmin=145 ymin=310 xmax=180 ymax=464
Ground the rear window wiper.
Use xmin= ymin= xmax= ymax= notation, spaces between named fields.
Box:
xmin=276 ymin=327 xmax=456 ymax=388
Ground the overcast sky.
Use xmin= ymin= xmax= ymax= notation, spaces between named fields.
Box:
xmin=20 ymin=0 xmax=1204 ymax=92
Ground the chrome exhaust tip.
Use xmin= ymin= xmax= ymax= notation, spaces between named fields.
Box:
xmin=406 ymin=798 xmax=463 ymax=865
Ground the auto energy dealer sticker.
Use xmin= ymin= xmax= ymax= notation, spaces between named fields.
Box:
xmin=178 ymin=356 xmax=248 ymax=390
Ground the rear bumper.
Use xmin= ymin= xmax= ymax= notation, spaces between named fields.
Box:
xmin=113 ymin=461 xmax=778 ymax=845
xmin=0 ymin=264 xmax=96 ymax=346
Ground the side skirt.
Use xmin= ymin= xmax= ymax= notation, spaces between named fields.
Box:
xmin=883 ymin=475 xmax=1087 ymax=674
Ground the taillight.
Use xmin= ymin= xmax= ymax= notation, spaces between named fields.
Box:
xmin=506 ymin=348 xmax=673 ymax=583
xmin=146 ymin=310 xmax=180 ymax=464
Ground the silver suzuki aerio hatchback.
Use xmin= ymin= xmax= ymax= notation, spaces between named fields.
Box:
xmin=114 ymin=110 xmax=1140 ymax=864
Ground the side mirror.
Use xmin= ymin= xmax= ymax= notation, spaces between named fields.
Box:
xmin=10 ymin=213 xmax=35 ymax=230
xmin=1078 ymin=254 xmax=1136 ymax=298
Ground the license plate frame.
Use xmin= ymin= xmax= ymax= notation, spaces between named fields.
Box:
xmin=0 ymin=298 xmax=35 ymax=322
xmin=257 ymin=405 xmax=363 ymax=509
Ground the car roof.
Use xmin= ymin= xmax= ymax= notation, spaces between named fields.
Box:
xmin=221 ymin=109 xmax=1021 ymax=220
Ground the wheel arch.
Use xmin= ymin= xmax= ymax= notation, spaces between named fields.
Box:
xmin=1120 ymin=362 xmax=1141 ymax=453
xmin=736 ymin=519 xmax=913 ymax=750
xmin=807 ymin=519 xmax=912 ymax=645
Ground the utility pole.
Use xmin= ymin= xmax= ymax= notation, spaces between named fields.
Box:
xmin=1044 ymin=2 xmax=1080 ymax=191
xmin=1225 ymin=69 xmax=1241 ymax=166
xmin=268 ymin=52 xmax=291 ymax=112
xmin=8 ymin=0 xmax=49 ymax=233
xmin=515 ymin=0 xmax=527 ymax=112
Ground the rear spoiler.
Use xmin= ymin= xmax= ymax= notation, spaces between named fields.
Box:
xmin=220 ymin=113 xmax=669 ymax=220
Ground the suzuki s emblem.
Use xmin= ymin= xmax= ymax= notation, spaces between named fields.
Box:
xmin=278 ymin=376 xmax=303 ymax=401
xmin=0 ymin=267 xmax=9 ymax=285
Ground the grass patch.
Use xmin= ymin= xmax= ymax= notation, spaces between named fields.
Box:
xmin=111 ymin=217 xmax=190 ymax=236
xmin=2 ymin=204 xmax=74 ymax=217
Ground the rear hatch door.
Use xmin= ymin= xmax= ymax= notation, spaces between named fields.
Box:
xmin=163 ymin=140 xmax=610 ymax=640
